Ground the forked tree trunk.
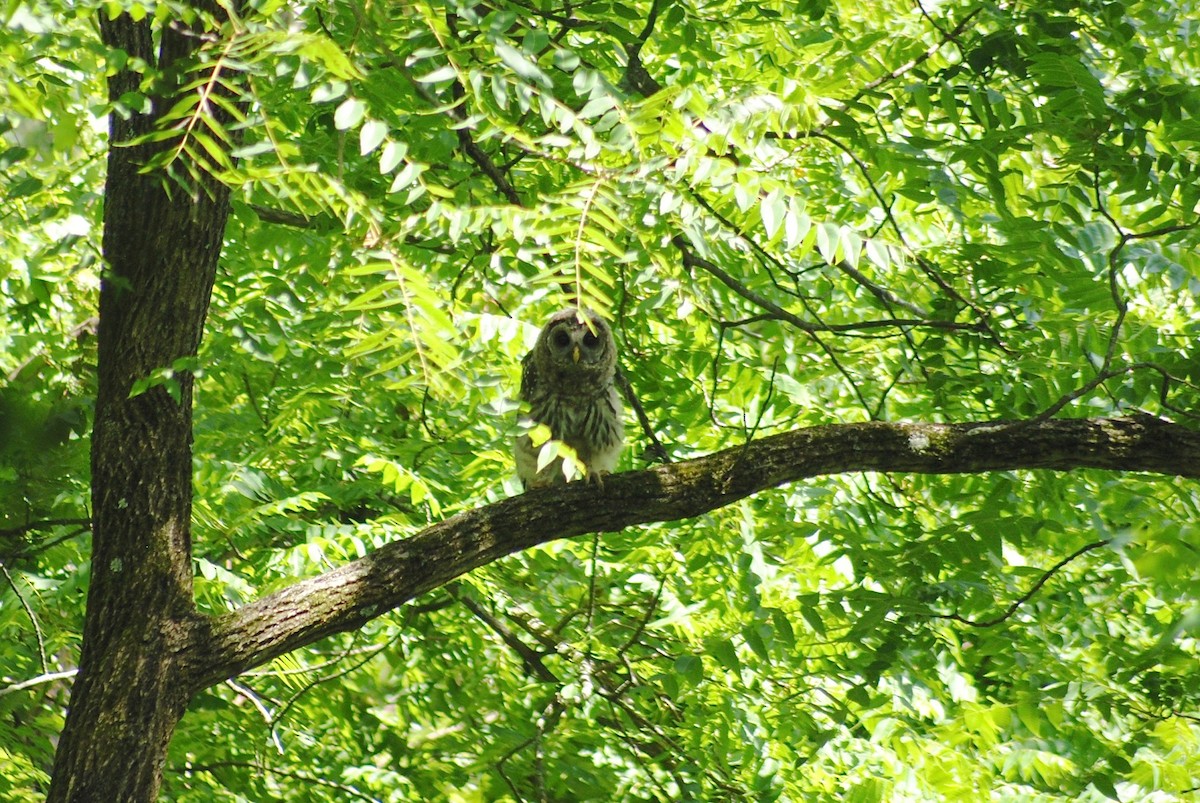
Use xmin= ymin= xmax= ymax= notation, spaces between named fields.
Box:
xmin=46 ymin=9 xmax=233 ymax=801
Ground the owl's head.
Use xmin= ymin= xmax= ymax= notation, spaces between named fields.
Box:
xmin=533 ymin=308 xmax=617 ymax=377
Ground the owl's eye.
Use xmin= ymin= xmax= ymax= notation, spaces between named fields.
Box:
xmin=553 ymin=330 xmax=571 ymax=348
xmin=582 ymin=331 xmax=600 ymax=348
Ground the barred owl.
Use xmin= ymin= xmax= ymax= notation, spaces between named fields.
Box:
xmin=515 ymin=309 xmax=624 ymax=489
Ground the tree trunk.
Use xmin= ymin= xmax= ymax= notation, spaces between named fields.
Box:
xmin=46 ymin=9 xmax=232 ymax=802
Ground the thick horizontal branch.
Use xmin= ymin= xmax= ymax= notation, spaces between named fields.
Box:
xmin=190 ymin=415 xmax=1198 ymax=690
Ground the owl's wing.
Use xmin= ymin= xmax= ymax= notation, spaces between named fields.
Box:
xmin=515 ymin=351 xmax=542 ymax=488
xmin=518 ymin=351 xmax=538 ymax=403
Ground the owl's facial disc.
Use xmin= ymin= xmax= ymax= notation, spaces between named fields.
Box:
xmin=545 ymin=314 xmax=608 ymax=367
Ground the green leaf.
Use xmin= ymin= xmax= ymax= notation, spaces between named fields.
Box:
xmin=416 ymin=65 xmax=457 ymax=84
xmin=190 ymin=130 xmax=233 ymax=169
xmin=1090 ymin=775 xmax=1120 ymax=801
xmin=494 ymin=40 xmax=552 ymax=89
xmin=674 ymin=655 xmax=704 ymax=686
xmin=231 ymin=141 xmax=274 ymax=159
xmin=783 ymin=205 xmax=811 ymax=251
xmin=760 ymin=189 xmax=786 ymax=241
xmin=359 ymin=120 xmax=388 ymax=155
xmin=334 ymin=98 xmax=366 ymax=130
xmin=710 ymin=639 xmax=740 ymax=673
xmin=379 ymin=140 xmax=408 ymax=174
xmin=816 ymin=221 xmax=841 ymax=263
xmin=864 ymin=238 xmax=892 ymax=271
xmin=840 ymin=228 xmax=862 ymax=269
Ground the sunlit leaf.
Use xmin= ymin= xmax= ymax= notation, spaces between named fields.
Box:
xmin=359 ymin=120 xmax=388 ymax=155
xmin=334 ymin=97 xmax=366 ymax=130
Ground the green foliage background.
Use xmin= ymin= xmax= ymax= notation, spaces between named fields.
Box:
xmin=2 ymin=0 xmax=1199 ymax=799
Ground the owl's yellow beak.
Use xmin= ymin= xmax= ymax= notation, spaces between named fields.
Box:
xmin=572 ymin=345 xmax=581 ymax=363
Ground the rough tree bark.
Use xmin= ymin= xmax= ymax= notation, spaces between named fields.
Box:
xmin=46 ymin=7 xmax=235 ymax=802
xmin=47 ymin=8 xmax=1200 ymax=803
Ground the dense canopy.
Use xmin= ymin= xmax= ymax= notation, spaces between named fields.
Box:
xmin=1 ymin=0 xmax=1199 ymax=799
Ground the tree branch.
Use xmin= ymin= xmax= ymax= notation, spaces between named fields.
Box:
xmin=826 ymin=7 xmax=983 ymax=117
xmin=455 ymin=588 xmax=560 ymax=683
xmin=172 ymin=762 xmax=379 ymax=803
xmin=191 ymin=415 xmax=1199 ymax=690
xmin=935 ymin=538 xmax=1112 ymax=628
xmin=0 ymin=518 xmax=92 ymax=540
xmin=0 ymin=669 xmax=78 ymax=698
xmin=671 ymin=232 xmax=957 ymax=337
xmin=687 ymin=188 xmax=930 ymax=319
xmin=0 ymin=560 xmax=49 ymax=673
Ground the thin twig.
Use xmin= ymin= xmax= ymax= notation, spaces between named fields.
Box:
xmin=616 ymin=369 xmax=670 ymax=463
xmin=0 ymin=560 xmax=48 ymax=674
xmin=810 ymin=132 xmax=1000 ymax=339
xmin=268 ymin=629 xmax=401 ymax=741
xmin=176 ymin=761 xmax=381 ymax=803
xmin=0 ymin=668 xmax=77 ymax=698
xmin=456 ymin=590 xmax=559 ymax=683
xmin=1031 ymin=176 xmax=1200 ymax=421
xmin=0 ymin=518 xmax=91 ymax=540
xmin=226 ymin=678 xmax=284 ymax=753
xmin=827 ymin=8 xmax=983 ymax=117
xmin=937 ymin=539 xmax=1111 ymax=628
xmin=613 ymin=575 xmax=667 ymax=658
